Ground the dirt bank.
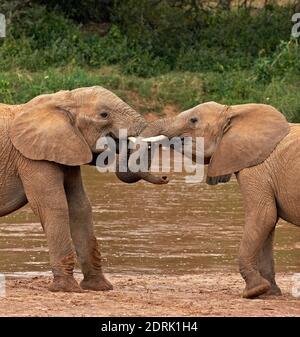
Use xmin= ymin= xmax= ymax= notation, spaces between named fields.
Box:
xmin=0 ymin=272 xmax=299 ymax=317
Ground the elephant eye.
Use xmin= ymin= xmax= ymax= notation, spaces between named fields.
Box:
xmin=190 ymin=117 xmax=198 ymax=124
xmin=100 ymin=111 xmax=109 ymax=119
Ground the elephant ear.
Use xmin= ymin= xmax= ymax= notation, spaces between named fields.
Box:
xmin=9 ymin=100 xmax=92 ymax=166
xmin=207 ymin=104 xmax=290 ymax=185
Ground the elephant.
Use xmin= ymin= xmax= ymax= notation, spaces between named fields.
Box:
xmin=0 ymin=86 xmax=167 ymax=292
xmin=137 ymin=101 xmax=296 ymax=299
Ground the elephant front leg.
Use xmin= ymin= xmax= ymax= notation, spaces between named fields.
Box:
xmin=77 ymin=235 xmax=113 ymax=291
xmin=19 ymin=163 xmax=82 ymax=292
xmin=64 ymin=167 xmax=113 ymax=291
xmin=237 ymin=171 xmax=280 ymax=299
xmin=33 ymin=200 xmax=81 ymax=293
xmin=258 ymin=229 xmax=282 ymax=296
xmin=239 ymin=206 xmax=278 ymax=299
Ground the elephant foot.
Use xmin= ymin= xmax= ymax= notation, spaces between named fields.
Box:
xmin=265 ymin=284 xmax=282 ymax=296
xmin=80 ymin=274 xmax=113 ymax=291
xmin=242 ymin=277 xmax=271 ymax=299
xmin=49 ymin=276 xmax=83 ymax=293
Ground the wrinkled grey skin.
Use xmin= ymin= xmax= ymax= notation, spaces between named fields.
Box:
xmin=0 ymin=86 xmax=166 ymax=293
xmin=138 ymin=102 xmax=296 ymax=299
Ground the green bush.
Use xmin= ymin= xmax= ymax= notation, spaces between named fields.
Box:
xmin=0 ymin=3 xmax=297 ymax=77
xmin=113 ymin=2 xmax=295 ymax=75
xmin=0 ymin=6 xmax=84 ymax=70
xmin=254 ymin=39 xmax=300 ymax=83
xmin=0 ymin=79 xmax=13 ymax=103
xmin=0 ymin=2 xmax=299 ymax=122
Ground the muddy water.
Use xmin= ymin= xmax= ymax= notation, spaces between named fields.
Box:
xmin=0 ymin=166 xmax=299 ymax=276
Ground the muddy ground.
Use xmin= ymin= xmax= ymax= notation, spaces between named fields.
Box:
xmin=0 ymin=272 xmax=299 ymax=316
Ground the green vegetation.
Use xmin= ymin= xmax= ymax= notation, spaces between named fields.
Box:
xmin=0 ymin=1 xmax=299 ymax=120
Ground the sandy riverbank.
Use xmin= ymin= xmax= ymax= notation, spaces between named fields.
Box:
xmin=0 ymin=272 xmax=299 ymax=316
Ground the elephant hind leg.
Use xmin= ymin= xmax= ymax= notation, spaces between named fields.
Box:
xmin=258 ymin=228 xmax=282 ymax=296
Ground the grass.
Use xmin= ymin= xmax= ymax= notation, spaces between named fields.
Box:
xmin=1 ymin=66 xmax=300 ymax=122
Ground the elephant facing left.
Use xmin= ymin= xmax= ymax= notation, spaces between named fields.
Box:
xmin=0 ymin=86 xmax=164 ymax=292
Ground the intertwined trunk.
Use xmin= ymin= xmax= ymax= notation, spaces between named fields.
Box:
xmin=115 ymin=117 xmax=172 ymax=184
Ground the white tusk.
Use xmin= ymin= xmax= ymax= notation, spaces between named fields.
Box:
xmin=141 ymin=135 xmax=168 ymax=143
xmin=128 ymin=137 xmax=137 ymax=143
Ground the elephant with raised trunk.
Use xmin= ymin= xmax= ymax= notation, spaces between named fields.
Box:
xmin=0 ymin=86 xmax=167 ymax=292
xmin=137 ymin=102 xmax=296 ymax=299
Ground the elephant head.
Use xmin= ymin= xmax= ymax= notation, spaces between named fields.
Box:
xmin=139 ymin=102 xmax=290 ymax=185
xmin=9 ymin=86 xmax=168 ymax=184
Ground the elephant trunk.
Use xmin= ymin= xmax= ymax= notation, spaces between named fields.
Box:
xmin=115 ymin=171 xmax=141 ymax=184
xmin=115 ymin=146 xmax=168 ymax=184
xmin=139 ymin=117 xmax=173 ymax=138
xmin=114 ymin=118 xmax=173 ymax=185
xmin=115 ymin=164 xmax=168 ymax=184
